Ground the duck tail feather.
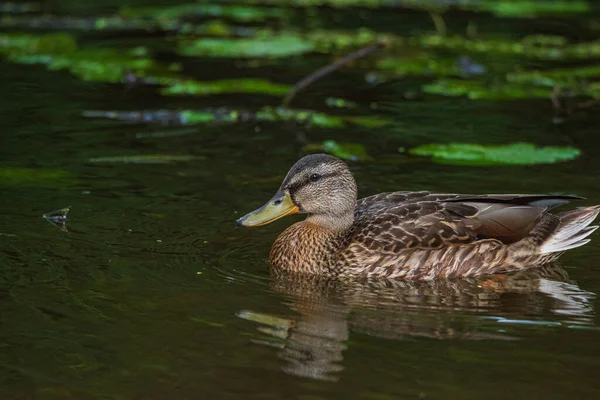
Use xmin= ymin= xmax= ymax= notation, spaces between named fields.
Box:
xmin=539 ymin=206 xmax=600 ymax=254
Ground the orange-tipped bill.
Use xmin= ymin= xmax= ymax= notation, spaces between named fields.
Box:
xmin=237 ymin=190 xmax=299 ymax=227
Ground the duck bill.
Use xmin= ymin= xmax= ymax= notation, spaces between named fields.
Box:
xmin=237 ymin=190 xmax=299 ymax=227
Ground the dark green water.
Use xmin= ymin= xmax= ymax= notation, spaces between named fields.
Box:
xmin=2 ymin=2 xmax=600 ymax=400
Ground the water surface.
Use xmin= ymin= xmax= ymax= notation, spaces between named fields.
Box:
xmin=2 ymin=2 xmax=600 ymax=399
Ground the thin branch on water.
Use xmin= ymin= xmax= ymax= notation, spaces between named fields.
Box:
xmin=282 ymin=42 xmax=384 ymax=107
xmin=429 ymin=12 xmax=447 ymax=36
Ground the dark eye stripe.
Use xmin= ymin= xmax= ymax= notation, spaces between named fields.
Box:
xmin=288 ymin=172 xmax=338 ymax=193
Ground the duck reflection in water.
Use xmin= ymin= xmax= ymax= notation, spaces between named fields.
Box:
xmin=237 ymin=264 xmax=596 ymax=382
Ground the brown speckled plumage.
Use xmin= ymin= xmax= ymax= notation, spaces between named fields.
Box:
xmin=239 ymin=154 xmax=600 ymax=280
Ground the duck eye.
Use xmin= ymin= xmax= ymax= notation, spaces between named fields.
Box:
xmin=309 ymin=173 xmax=321 ymax=182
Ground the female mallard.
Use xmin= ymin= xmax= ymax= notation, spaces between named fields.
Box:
xmin=237 ymin=154 xmax=599 ymax=280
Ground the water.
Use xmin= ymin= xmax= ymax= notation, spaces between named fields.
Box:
xmin=2 ymin=2 xmax=600 ymax=399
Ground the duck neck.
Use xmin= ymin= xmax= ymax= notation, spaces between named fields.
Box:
xmin=305 ymin=211 xmax=355 ymax=233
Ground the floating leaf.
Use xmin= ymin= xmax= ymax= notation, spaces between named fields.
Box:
xmin=177 ymin=35 xmax=315 ymax=58
xmin=413 ymin=34 xmax=600 ymax=61
xmin=0 ymin=34 xmax=181 ymax=84
xmin=161 ymin=78 xmax=291 ymax=97
xmin=120 ymin=3 xmax=286 ymax=22
xmin=344 ymin=116 xmax=390 ymax=128
xmin=424 ymin=77 xmax=599 ymax=100
xmin=173 ymin=24 xmax=600 ymax=61
xmin=213 ymin=0 xmax=591 ymax=16
xmin=305 ymin=140 xmax=371 ymax=161
xmin=40 ymin=49 xmax=166 ymax=83
xmin=471 ymin=1 xmax=590 ymax=18
xmin=507 ymin=65 xmax=600 ymax=87
xmin=0 ymin=33 xmax=77 ymax=54
xmin=408 ymin=142 xmax=581 ymax=166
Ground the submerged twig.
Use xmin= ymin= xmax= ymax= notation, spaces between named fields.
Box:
xmin=282 ymin=42 xmax=383 ymax=107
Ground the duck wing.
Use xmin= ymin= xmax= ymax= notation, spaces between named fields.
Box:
xmin=351 ymin=192 xmax=582 ymax=251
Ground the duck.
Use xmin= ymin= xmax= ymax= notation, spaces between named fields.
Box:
xmin=236 ymin=154 xmax=600 ymax=280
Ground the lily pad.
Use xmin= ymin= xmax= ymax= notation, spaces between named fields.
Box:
xmin=472 ymin=1 xmax=590 ymax=18
xmin=0 ymin=34 xmax=181 ymax=84
xmin=161 ymin=78 xmax=291 ymax=96
xmin=408 ymin=142 xmax=581 ymax=166
xmin=120 ymin=3 xmax=286 ymax=22
xmin=413 ymin=34 xmax=600 ymax=60
xmin=506 ymin=64 xmax=600 ymax=87
xmin=177 ymin=35 xmax=314 ymax=58
xmin=0 ymin=33 xmax=77 ymax=55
